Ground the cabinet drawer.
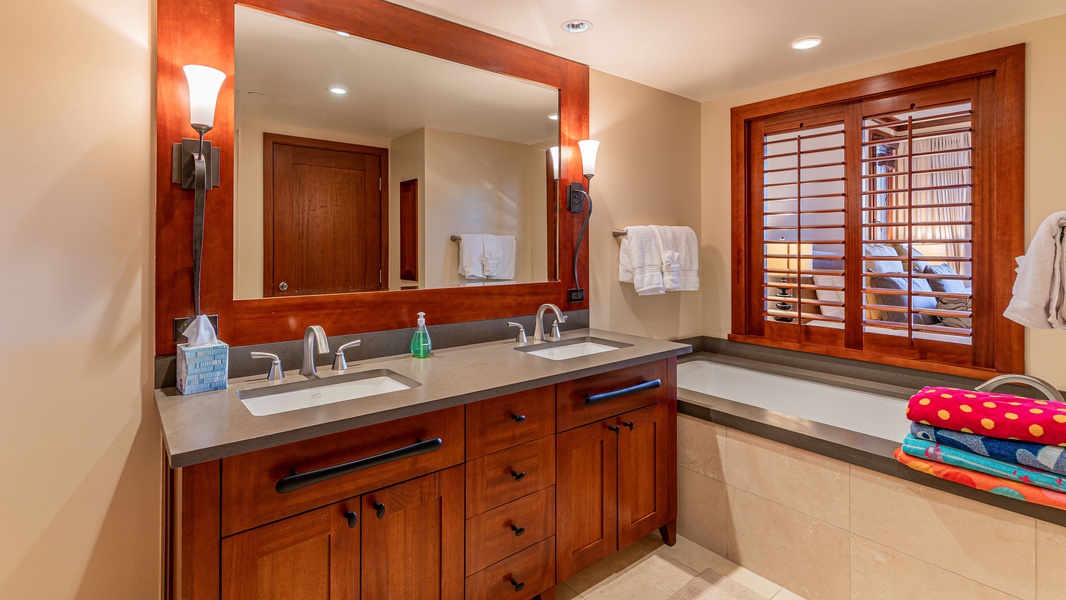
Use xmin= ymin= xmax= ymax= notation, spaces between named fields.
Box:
xmin=557 ymin=360 xmax=669 ymax=431
xmin=221 ymin=406 xmax=464 ymax=536
xmin=466 ymin=386 xmax=554 ymax=459
xmin=466 ymin=436 xmax=555 ymax=517
xmin=466 ymin=487 xmax=555 ymax=575
xmin=465 ymin=537 xmax=555 ymax=600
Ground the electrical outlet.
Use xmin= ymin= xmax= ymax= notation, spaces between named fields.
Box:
xmin=173 ymin=314 xmax=219 ymax=342
xmin=567 ymin=288 xmax=585 ymax=303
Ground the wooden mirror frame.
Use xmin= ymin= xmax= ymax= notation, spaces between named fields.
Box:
xmin=155 ymin=0 xmax=590 ymax=355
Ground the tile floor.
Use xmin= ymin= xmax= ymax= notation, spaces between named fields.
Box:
xmin=556 ymin=534 xmax=807 ymax=600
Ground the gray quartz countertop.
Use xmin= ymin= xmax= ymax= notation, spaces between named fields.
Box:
xmin=156 ymin=328 xmax=690 ymax=468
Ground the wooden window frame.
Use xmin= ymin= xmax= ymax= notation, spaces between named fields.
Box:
xmin=730 ymin=45 xmax=1025 ymax=378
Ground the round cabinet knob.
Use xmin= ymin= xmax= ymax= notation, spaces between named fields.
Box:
xmin=510 ymin=470 xmax=526 ymax=482
xmin=510 ymin=524 xmax=526 ymax=537
xmin=278 ymin=281 xmax=289 ymax=291
xmin=345 ymin=511 xmax=358 ymax=528
xmin=373 ymin=502 xmax=386 ymax=519
xmin=510 ymin=578 xmax=525 ymax=592
xmin=511 ymin=413 xmax=526 ymax=423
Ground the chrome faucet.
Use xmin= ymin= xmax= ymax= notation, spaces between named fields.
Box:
xmin=300 ymin=325 xmax=330 ymax=377
xmin=976 ymin=374 xmax=1065 ymax=403
xmin=533 ymin=303 xmax=567 ymax=342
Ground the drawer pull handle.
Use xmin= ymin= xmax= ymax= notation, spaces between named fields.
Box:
xmin=511 ymin=413 xmax=526 ymax=423
xmin=275 ymin=437 xmax=443 ymax=494
xmin=510 ymin=524 xmax=526 ymax=537
xmin=510 ymin=578 xmax=525 ymax=592
xmin=584 ymin=379 xmax=661 ymax=406
xmin=511 ymin=470 xmax=526 ymax=482
xmin=345 ymin=511 xmax=358 ymax=528
xmin=622 ymin=421 xmax=635 ymax=431
xmin=373 ymin=502 xmax=386 ymax=519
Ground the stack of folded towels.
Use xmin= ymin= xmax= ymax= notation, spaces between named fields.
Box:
xmin=898 ymin=386 xmax=1066 ymax=510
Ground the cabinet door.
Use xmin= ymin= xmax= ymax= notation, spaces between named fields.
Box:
xmin=221 ymin=500 xmax=360 ymax=600
xmin=555 ymin=420 xmax=618 ymax=582
xmin=361 ymin=465 xmax=465 ymax=600
xmin=617 ymin=400 xmax=677 ymax=549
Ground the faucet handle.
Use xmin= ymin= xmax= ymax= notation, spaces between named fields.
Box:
xmin=250 ymin=352 xmax=284 ymax=381
xmin=508 ymin=322 xmax=527 ymax=344
xmin=548 ymin=320 xmax=563 ymax=342
xmin=333 ymin=340 xmax=362 ymax=371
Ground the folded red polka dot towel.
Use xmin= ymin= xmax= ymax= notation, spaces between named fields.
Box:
xmin=906 ymin=386 xmax=1066 ymax=445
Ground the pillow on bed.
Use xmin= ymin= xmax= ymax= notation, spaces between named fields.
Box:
xmin=812 ymin=254 xmax=844 ymax=319
xmin=937 ymin=296 xmax=972 ymax=328
xmin=924 ymin=263 xmax=967 ymax=294
xmin=889 ymin=242 xmax=930 ymax=273
xmin=864 ymin=243 xmax=904 ymax=274
xmin=867 ymin=275 xmax=939 ymax=324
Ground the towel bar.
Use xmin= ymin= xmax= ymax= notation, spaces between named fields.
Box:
xmin=612 ymin=230 xmax=627 ymax=238
xmin=450 ymin=235 xmax=460 ymax=241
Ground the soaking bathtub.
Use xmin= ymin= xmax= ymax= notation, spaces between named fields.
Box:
xmin=677 ymin=358 xmax=911 ymax=443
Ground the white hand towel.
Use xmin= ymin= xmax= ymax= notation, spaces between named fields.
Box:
xmin=650 ymin=225 xmax=699 ymax=292
xmin=619 ymin=226 xmax=665 ymax=295
xmin=457 ymin=234 xmax=486 ymax=279
xmin=487 ymin=235 xmax=516 ymax=280
xmin=1004 ymin=211 xmax=1066 ymax=329
xmin=482 ymin=235 xmax=500 ymax=277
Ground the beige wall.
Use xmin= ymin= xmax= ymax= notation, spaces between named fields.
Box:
xmin=589 ymin=70 xmax=703 ymax=339
xmin=0 ymin=0 xmax=161 ymax=598
xmin=701 ymin=13 xmax=1066 ymax=387
xmin=678 ymin=415 xmax=1065 ymax=600
xmin=389 ymin=128 xmax=427 ymax=290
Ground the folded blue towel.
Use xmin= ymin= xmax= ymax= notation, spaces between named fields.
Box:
xmin=910 ymin=423 xmax=1066 ymax=476
xmin=902 ymin=435 xmax=1066 ymax=493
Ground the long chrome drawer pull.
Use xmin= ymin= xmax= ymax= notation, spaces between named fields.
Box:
xmin=584 ymin=379 xmax=661 ymax=406
xmin=275 ymin=437 xmax=443 ymax=494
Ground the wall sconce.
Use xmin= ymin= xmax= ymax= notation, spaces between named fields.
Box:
xmin=549 ymin=146 xmax=560 ymax=182
xmin=171 ymin=64 xmax=225 ymax=315
xmin=566 ymin=139 xmax=599 ymax=303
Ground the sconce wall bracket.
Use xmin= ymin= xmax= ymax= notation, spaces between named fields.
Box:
xmin=567 ymin=181 xmax=586 ymax=213
xmin=171 ymin=138 xmax=221 ymax=190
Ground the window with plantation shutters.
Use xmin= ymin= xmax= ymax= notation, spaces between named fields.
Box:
xmin=732 ymin=46 xmax=1024 ymax=378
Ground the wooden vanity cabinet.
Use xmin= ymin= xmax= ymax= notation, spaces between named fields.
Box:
xmin=555 ymin=360 xmax=678 ymax=582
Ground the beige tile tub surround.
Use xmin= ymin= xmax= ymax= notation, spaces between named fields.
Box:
xmin=850 ymin=466 xmax=1036 ymax=599
xmin=1036 ymin=521 xmax=1066 ymax=600
xmin=850 ymin=535 xmax=1018 ymax=600
xmin=677 ymin=415 xmax=1060 ymax=600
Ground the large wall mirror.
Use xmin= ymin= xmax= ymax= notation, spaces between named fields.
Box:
xmin=234 ymin=6 xmax=560 ymax=298
xmin=155 ymin=0 xmax=589 ymax=354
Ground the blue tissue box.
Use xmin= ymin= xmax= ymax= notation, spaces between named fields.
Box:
xmin=177 ymin=342 xmax=229 ymax=394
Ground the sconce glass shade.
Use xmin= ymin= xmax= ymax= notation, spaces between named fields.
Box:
xmin=578 ymin=139 xmax=599 ymax=177
xmin=183 ymin=65 xmax=226 ymax=133
xmin=549 ymin=146 xmax=560 ymax=180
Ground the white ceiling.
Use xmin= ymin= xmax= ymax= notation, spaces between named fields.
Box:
xmin=385 ymin=0 xmax=1066 ymax=102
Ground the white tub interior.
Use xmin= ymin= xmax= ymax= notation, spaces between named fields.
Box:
xmin=677 ymin=360 xmax=910 ymax=443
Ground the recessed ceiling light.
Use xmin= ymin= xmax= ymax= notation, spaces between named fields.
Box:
xmin=329 ymin=86 xmax=348 ymax=95
xmin=548 ymin=114 xmax=559 ymax=121
xmin=336 ymin=31 xmax=351 ymax=37
xmin=791 ymin=37 xmax=822 ymax=50
xmin=561 ymin=20 xmax=592 ymax=34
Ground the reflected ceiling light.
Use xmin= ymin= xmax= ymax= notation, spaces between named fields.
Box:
xmin=791 ymin=37 xmax=822 ymax=50
xmin=329 ymin=86 xmax=348 ymax=95
xmin=336 ymin=30 xmax=351 ymax=37
xmin=549 ymin=114 xmax=559 ymax=121
xmin=561 ymin=20 xmax=592 ymax=33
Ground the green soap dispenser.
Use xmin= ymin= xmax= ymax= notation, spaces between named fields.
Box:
xmin=410 ymin=311 xmax=432 ymax=358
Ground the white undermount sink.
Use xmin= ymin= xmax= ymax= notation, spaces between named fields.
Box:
xmin=239 ymin=369 xmax=419 ymax=416
xmin=516 ymin=337 xmax=632 ymax=361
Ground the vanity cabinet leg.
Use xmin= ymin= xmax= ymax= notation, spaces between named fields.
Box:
xmin=659 ymin=519 xmax=676 ymax=546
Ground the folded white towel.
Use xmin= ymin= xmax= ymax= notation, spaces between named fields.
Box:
xmin=650 ymin=225 xmax=699 ymax=292
xmin=619 ymin=226 xmax=665 ymax=295
xmin=457 ymin=234 xmax=486 ymax=279
xmin=484 ymin=235 xmax=516 ymax=280
xmin=1004 ymin=211 xmax=1066 ymax=329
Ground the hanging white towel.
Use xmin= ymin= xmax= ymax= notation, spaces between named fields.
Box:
xmin=619 ymin=226 xmax=665 ymax=295
xmin=650 ymin=225 xmax=699 ymax=292
xmin=457 ymin=234 xmax=486 ymax=279
xmin=486 ymin=235 xmax=516 ymax=280
xmin=1004 ymin=211 xmax=1066 ymax=329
